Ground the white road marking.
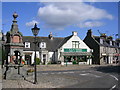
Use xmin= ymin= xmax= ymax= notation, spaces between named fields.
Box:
xmin=42 ymin=73 xmax=48 ymax=75
xmin=56 ymin=71 xmax=74 ymax=74
xmin=93 ymin=74 xmax=101 ymax=78
xmin=80 ymin=73 xmax=101 ymax=78
xmin=110 ymin=85 xmax=116 ymax=90
xmin=110 ymin=75 xmax=118 ymax=81
xmin=57 ymin=72 xmax=62 ymax=74
xmin=80 ymin=73 xmax=90 ymax=76
xmin=81 ymin=71 xmax=86 ymax=72
xmin=63 ymin=72 xmax=69 ymax=74
xmin=67 ymin=72 xmax=74 ymax=73
xmin=42 ymin=71 xmax=75 ymax=75
xmin=51 ymin=73 xmax=55 ymax=74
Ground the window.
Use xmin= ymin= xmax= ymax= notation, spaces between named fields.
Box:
xmin=72 ymin=41 xmax=79 ymax=48
xmin=110 ymin=41 xmax=112 ymax=46
xmin=25 ymin=42 xmax=30 ymax=48
xmin=40 ymin=42 xmax=46 ymax=48
xmin=100 ymin=39 xmax=103 ymax=44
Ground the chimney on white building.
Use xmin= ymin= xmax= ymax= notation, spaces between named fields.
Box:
xmin=48 ymin=32 xmax=53 ymax=40
xmin=72 ymin=31 xmax=78 ymax=36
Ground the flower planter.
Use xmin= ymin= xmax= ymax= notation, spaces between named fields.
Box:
xmin=79 ymin=62 xmax=87 ymax=65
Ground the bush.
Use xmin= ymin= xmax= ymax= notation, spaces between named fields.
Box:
xmin=79 ymin=59 xmax=85 ymax=62
xmin=47 ymin=61 xmax=51 ymax=65
xmin=36 ymin=58 xmax=41 ymax=65
xmin=22 ymin=60 xmax=25 ymax=64
xmin=72 ymin=61 xmax=77 ymax=64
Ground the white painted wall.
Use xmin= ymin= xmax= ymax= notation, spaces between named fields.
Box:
xmin=61 ymin=35 xmax=91 ymax=52
xmin=49 ymin=52 xmax=54 ymax=60
xmin=57 ymin=33 xmax=92 ymax=65
xmin=86 ymin=59 xmax=92 ymax=65
xmin=23 ymin=51 xmax=40 ymax=64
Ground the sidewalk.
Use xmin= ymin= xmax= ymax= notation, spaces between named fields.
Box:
xmin=0 ymin=65 xmax=2 ymax=90
xmin=24 ymin=64 xmax=93 ymax=71
xmin=24 ymin=64 xmax=118 ymax=72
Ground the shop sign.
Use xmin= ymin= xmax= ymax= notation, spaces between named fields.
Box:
xmin=64 ymin=48 xmax=87 ymax=52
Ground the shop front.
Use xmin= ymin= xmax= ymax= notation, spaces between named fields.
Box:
xmin=61 ymin=48 xmax=92 ymax=65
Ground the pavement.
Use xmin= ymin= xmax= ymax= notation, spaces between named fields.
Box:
xmin=1 ymin=64 xmax=119 ymax=89
xmin=0 ymin=66 xmax=2 ymax=90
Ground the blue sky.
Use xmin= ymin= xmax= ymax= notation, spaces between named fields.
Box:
xmin=2 ymin=2 xmax=119 ymax=40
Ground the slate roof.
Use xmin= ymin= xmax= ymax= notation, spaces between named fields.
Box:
xmin=57 ymin=35 xmax=73 ymax=49
xmin=23 ymin=35 xmax=73 ymax=52
xmin=93 ymin=36 xmax=119 ymax=48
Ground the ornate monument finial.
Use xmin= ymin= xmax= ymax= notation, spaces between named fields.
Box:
xmin=11 ymin=12 xmax=19 ymax=32
xmin=13 ymin=12 xmax=18 ymax=19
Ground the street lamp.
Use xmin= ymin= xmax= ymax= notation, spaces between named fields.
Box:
xmin=31 ymin=23 xmax=40 ymax=84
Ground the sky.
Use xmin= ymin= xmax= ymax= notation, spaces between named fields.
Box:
xmin=1 ymin=1 xmax=119 ymax=40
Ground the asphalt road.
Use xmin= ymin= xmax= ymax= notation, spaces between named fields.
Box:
xmin=36 ymin=67 xmax=119 ymax=89
xmin=2 ymin=65 xmax=119 ymax=89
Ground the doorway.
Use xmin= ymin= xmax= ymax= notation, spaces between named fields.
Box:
xmin=43 ymin=54 xmax=46 ymax=64
xmin=25 ymin=55 xmax=31 ymax=65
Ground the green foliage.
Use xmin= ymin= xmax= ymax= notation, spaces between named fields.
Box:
xmin=27 ymin=69 xmax=34 ymax=73
xmin=72 ymin=61 xmax=78 ymax=64
xmin=47 ymin=61 xmax=51 ymax=65
xmin=79 ymin=59 xmax=85 ymax=62
xmin=36 ymin=58 xmax=41 ymax=65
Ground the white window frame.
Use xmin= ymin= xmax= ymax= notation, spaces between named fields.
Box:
xmin=25 ymin=42 xmax=30 ymax=48
xmin=72 ymin=41 xmax=79 ymax=48
xmin=39 ymin=42 xmax=46 ymax=48
xmin=110 ymin=41 xmax=112 ymax=46
xmin=100 ymin=39 xmax=103 ymax=44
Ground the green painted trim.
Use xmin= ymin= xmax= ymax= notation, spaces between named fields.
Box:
xmin=64 ymin=48 xmax=87 ymax=52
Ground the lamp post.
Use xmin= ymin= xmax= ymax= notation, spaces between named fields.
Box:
xmin=31 ymin=23 xmax=40 ymax=84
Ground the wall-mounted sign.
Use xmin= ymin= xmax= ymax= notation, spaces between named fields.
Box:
xmin=64 ymin=48 xmax=87 ymax=52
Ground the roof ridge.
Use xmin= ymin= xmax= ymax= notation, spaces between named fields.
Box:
xmin=56 ymin=35 xmax=73 ymax=49
xmin=23 ymin=36 xmax=65 ymax=38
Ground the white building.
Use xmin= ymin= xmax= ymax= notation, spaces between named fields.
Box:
xmin=23 ymin=31 xmax=92 ymax=65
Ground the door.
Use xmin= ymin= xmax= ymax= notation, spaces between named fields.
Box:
xmin=25 ymin=55 xmax=31 ymax=65
xmin=106 ymin=56 xmax=109 ymax=64
xmin=43 ymin=54 xmax=46 ymax=64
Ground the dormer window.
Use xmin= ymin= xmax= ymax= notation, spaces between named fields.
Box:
xmin=100 ymin=39 xmax=103 ymax=44
xmin=40 ymin=42 xmax=46 ymax=48
xmin=25 ymin=42 xmax=30 ymax=48
xmin=72 ymin=41 xmax=79 ymax=48
xmin=114 ymin=42 xmax=116 ymax=46
xmin=110 ymin=41 xmax=112 ymax=46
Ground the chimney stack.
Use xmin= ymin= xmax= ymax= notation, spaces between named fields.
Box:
xmin=87 ymin=29 xmax=92 ymax=37
xmin=48 ymin=32 xmax=53 ymax=40
xmin=72 ymin=31 xmax=78 ymax=36
xmin=107 ymin=36 xmax=113 ymax=41
xmin=100 ymin=33 xmax=107 ymax=39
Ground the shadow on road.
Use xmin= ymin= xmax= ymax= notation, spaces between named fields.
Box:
xmin=92 ymin=65 xmax=120 ymax=74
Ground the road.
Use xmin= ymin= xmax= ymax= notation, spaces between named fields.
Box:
xmin=2 ymin=65 xmax=119 ymax=89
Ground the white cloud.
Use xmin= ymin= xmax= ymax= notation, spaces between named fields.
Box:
xmin=77 ymin=21 xmax=104 ymax=28
xmin=26 ymin=20 xmax=39 ymax=27
xmin=37 ymin=2 xmax=113 ymax=30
